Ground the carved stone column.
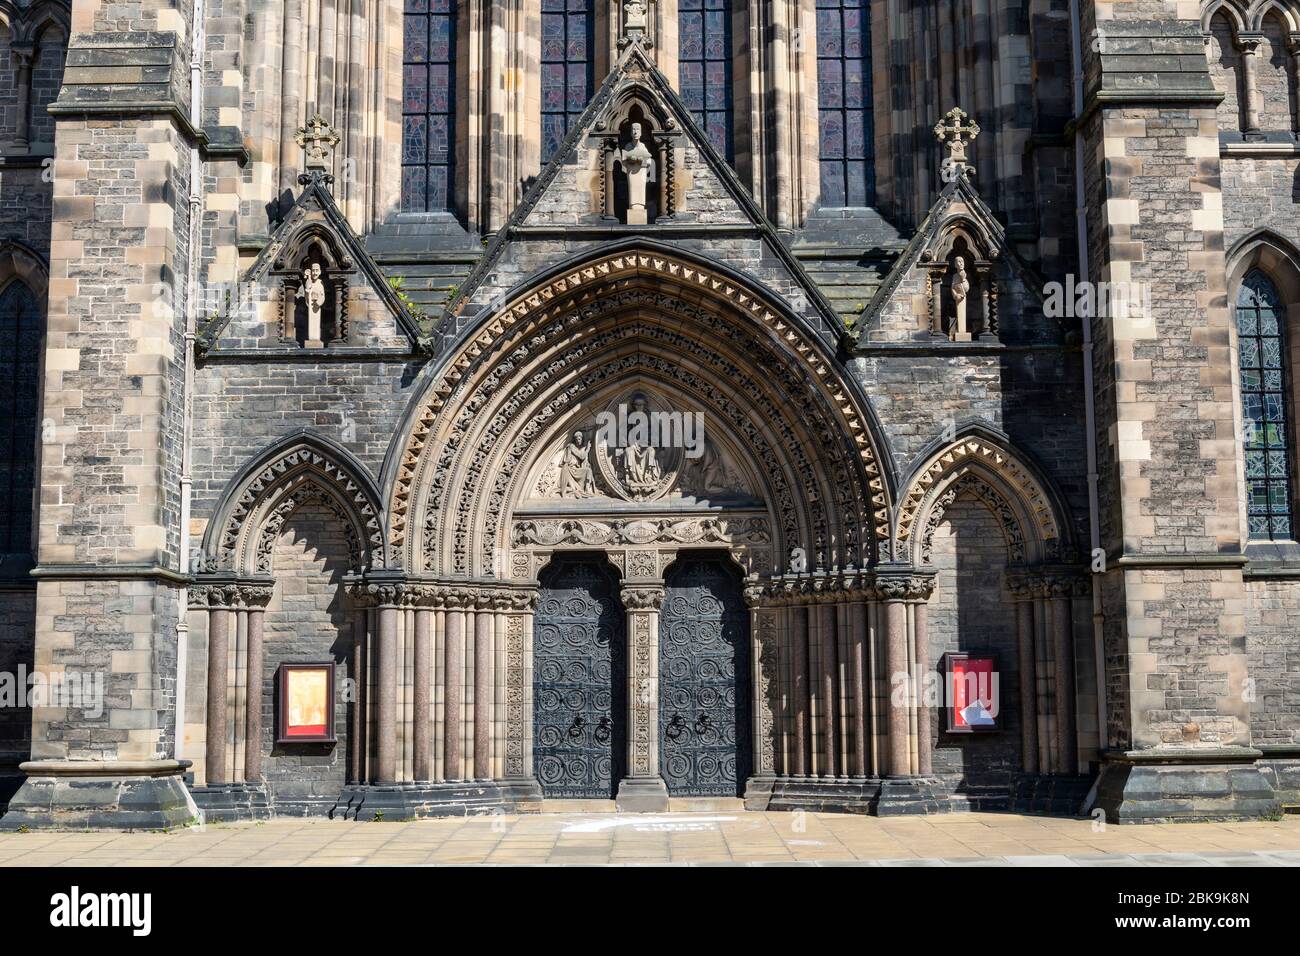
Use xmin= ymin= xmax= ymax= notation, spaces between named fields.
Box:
xmin=240 ymin=583 xmax=274 ymax=784
xmin=812 ymin=576 xmax=838 ymax=779
xmin=409 ymin=586 xmax=437 ymax=782
xmin=13 ymin=47 xmax=32 ymax=152
xmin=787 ymin=582 xmax=811 ymax=777
xmin=1239 ymin=34 xmax=1263 ymax=135
xmin=874 ymin=570 xmax=935 ymax=778
xmin=742 ymin=583 xmax=779 ymax=807
xmin=196 ymin=583 xmax=238 ymax=786
xmin=370 ymin=581 xmax=403 ymax=785
xmin=502 ymin=588 xmax=542 ymax=807
xmin=443 ymin=588 xmax=468 ymax=781
xmin=473 ymin=591 xmax=497 ymax=780
xmin=346 ymin=582 xmax=373 ymax=785
xmin=616 ymin=583 xmax=669 ymax=811
xmin=1045 ymin=571 xmax=1080 ymax=776
xmin=1007 ymin=570 xmax=1040 ymax=774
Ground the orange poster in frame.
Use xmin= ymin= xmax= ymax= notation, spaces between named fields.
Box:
xmin=277 ymin=662 xmax=336 ymax=743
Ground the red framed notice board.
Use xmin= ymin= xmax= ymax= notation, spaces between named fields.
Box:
xmin=943 ymin=652 xmax=1000 ymax=733
xmin=277 ymin=662 xmax=336 ymax=743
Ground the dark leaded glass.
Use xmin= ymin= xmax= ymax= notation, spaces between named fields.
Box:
xmin=1239 ymin=270 xmax=1295 ymax=539
xmin=0 ymin=281 xmax=40 ymax=556
xmin=679 ymin=0 xmax=732 ymax=161
xmin=541 ymin=0 xmax=594 ymax=163
xmin=401 ymin=0 xmax=457 ymax=211
xmin=817 ymin=0 xmax=874 ymax=206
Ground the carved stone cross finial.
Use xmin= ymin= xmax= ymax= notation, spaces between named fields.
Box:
xmin=622 ymin=0 xmax=648 ymax=43
xmin=934 ymin=106 xmax=980 ymax=180
xmin=295 ymin=113 xmax=341 ymax=172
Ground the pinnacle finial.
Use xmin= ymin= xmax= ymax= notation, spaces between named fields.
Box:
xmin=295 ymin=113 xmax=341 ymax=174
xmin=623 ymin=0 xmax=648 ymax=41
xmin=934 ymin=106 xmax=980 ymax=181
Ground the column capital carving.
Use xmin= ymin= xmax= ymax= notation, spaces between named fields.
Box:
xmin=189 ymin=576 xmax=275 ymax=609
xmin=872 ymin=569 xmax=935 ymax=602
xmin=1237 ymin=32 xmax=1265 ymax=54
xmin=621 ymin=585 xmax=665 ymax=611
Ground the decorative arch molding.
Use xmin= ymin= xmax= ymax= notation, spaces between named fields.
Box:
xmin=894 ymin=431 xmax=1069 ymax=566
xmin=1226 ymin=229 xmax=1300 ymax=301
xmin=1203 ymin=0 xmax=1250 ymax=34
xmin=1245 ymin=0 xmax=1300 ymax=31
xmin=0 ymin=239 xmax=48 ymax=303
xmin=0 ymin=0 xmax=70 ymax=44
xmin=918 ymin=471 xmax=1028 ymax=564
xmin=201 ymin=431 xmax=384 ymax=574
xmin=385 ymin=245 xmax=893 ymax=575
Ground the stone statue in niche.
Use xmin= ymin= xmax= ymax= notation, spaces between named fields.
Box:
xmin=557 ymin=431 xmax=597 ymax=498
xmin=948 ymin=255 xmax=971 ymax=342
xmin=625 ymin=0 xmax=647 ymax=31
xmin=296 ymin=262 xmax=327 ymax=348
xmin=618 ymin=122 xmax=655 ymax=225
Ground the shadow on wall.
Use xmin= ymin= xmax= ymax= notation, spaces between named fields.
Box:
xmin=927 ymin=494 xmax=1023 ymax=790
xmin=264 ymin=500 xmax=355 ymax=815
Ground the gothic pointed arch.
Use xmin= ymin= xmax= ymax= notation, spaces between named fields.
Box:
xmin=1227 ymin=228 xmax=1300 ymax=301
xmin=201 ymin=430 xmax=385 ymax=575
xmin=382 ymin=242 xmax=894 ymax=576
xmin=893 ymin=428 xmax=1073 ymax=566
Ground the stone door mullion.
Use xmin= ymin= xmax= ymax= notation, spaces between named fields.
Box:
xmin=617 ymin=582 xmax=670 ymax=810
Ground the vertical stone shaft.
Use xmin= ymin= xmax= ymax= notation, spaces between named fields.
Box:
xmin=850 ymin=598 xmax=868 ymax=777
xmin=791 ymin=602 xmax=809 ymax=776
xmin=884 ymin=598 xmax=910 ymax=776
xmin=913 ymin=600 xmax=931 ymax=776
xmin=1050 ymin=590 xmax=1077 ymax=775
xmin=819 ymin=600 xmax=837 ymax=778
xmin=244 ymin=607 xmax=265 ymax=783
xmin=444 ymin=601 xmax=464 ymax=780
xmin=205 ymin=607 xmax=231 ymax=786
xmin=412 ymin=604 xmax=433 ymax=781
xmin=375 ymin=601 xmax=399 ymax=784
xmin=1016 ymin=595 xmax=1038 ymax=774
xmin=474 ymin=605 xmax=493 ymax=779
xmin=349 ymin=615 xmax=366 ymax=783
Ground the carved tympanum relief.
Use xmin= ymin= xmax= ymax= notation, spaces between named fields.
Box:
xmin=527 ymin=390 xmax=757 ymax=505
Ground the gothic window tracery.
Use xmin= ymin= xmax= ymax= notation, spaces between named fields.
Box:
xmin=0 ymin=280 xmax=40 ymax=556
xmin=541 ymin=0 xmax=594 ymax=163
xmin=679 ymin=0 xmax=732 ymax=162
xmin=401 ymin=0 xmax=458 ymax=212
xmin=1237 ymin=269 xmax=1295 ymax=539
xmin=816 ymin=0 xmax=874 ymax=206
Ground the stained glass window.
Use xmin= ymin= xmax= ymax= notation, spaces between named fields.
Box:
xmin=0 ymin=281 xmax=40 ymax=555
xmin=679 ymin=0 xmax=732 ymax=161
xmin=401 ymin=0 xmax=457 ymax=212
xmin=1238 ymin=270 xmax=1295 ymax=540
xmin=816 ymin=0 xmax=874 ymax=206
xmin=541 ymin=0 xmax=594 ymax=164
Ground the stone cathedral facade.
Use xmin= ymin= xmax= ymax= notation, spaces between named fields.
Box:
xmin=0 ymin=0 xmax=1298 ymax=829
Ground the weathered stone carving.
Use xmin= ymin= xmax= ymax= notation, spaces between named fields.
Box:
xmin=511 ymin=515 xmax=770 ymax=548
xmin=556 ymin=430 xmax=597 ymax=498
xmin=618 ymin=122 xmax=655 ymax=225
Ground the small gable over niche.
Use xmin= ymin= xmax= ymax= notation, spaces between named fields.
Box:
xmin=520 ymin=37 xmax=754 ymax=230
xmin=197 ymin=115 xmax=423 ymax=356
xmin=854 ymin=108 xmax=1052 ymax=348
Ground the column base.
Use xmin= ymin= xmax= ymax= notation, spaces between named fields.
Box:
xmin=1090 ymin=748 xmax=1281 ymax=823
xmin=1256 ymin=746 xmax=1300 ymax=811
xmin=330 ymin=779 xmax=541 ymax=821
xmin=1008 ymin=774 xmax=1094 ymax=816
xmin=189 ymin=782 xmax=272 ymax=822
xmin=874 ymin=776 xmax=949 ymax=816
xmin=0 ymin=759 xmax=199 ymax=831
xmin=767 ymin=776 xmax=880 ymax=814
xmin=742 ymin=774 xmax=776 ymax=810
xmin=615 ymin=776 xmax=670 ymax=812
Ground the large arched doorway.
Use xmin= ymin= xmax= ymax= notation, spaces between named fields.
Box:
xmin=660 ymin=554 xmax=751 ymax=796
xmin=533 ymin=556 xmax=626 ymax=798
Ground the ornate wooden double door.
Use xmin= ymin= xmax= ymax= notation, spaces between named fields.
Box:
xmin=533 ymin=558 xmax=627 ymax=798
xmin=532 ymin=554 xmax=751 ymax=799
xmin=660 ymin=557 xmax=752 ymax=796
